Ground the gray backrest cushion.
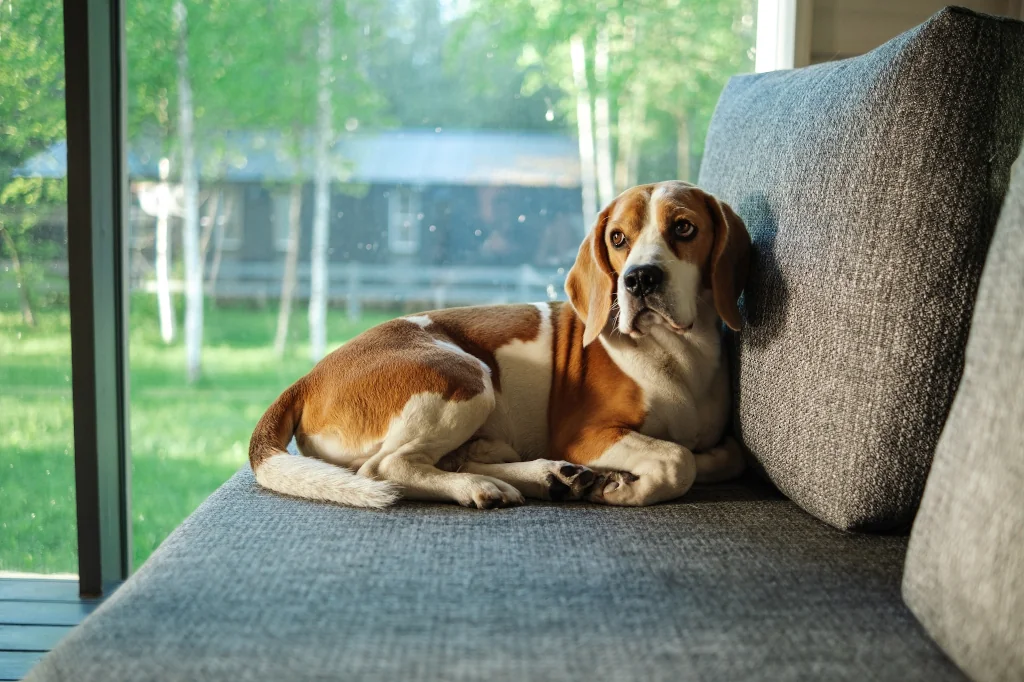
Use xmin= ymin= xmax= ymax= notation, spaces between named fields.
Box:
xmin=697 ymin=7 xmax=1024 ymax=531
xmin=902 ymin=142 xmax=1024 ymax=682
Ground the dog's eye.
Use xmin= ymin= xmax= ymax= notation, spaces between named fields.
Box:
xmin=610 ymin=230 xmax=627 ymax=248
xmin=673 ymin=220 xmax=697 ymax=241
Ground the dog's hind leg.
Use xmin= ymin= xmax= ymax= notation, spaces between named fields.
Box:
xmin=356 ymin=387 xmax=524 ymax=510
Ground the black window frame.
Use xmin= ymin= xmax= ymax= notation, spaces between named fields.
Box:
xmin=63 ymin=0 xmax=132 ymax=597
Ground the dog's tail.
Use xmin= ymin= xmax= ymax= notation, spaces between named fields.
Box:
xmin=248 ymin=381 xmax=399 ymax=509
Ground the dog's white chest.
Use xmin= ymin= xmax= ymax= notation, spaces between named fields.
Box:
xmin=640 ymin=360 xmax=730 ymax=452
xmin=602 ymin=328 xmax=730 ymax=453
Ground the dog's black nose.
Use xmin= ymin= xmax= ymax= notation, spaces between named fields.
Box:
xmin=623 ymin=264 xmax=664 ymax=298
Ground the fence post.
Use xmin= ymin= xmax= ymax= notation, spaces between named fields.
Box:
xmin=347 ymin=262 xmax=362 ymax=320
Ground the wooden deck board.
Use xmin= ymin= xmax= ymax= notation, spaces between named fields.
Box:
xmin=0 ymin=580 xmax=95 ymax=604
xmin=0 ymin=652 xmax=43 ymax=682
xmin=0 ymin=578 xmax=114 ymax=680
xmin=0 ymin=602 xmax=98 ymax=627
xmin=0 ymin=626 xmax=72 ymax=652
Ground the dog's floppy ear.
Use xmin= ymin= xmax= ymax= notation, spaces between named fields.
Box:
xmin=565 ymin=204 xmax=616 ymax=346
xmin=705 ymin=194 xmax=751 ymax=332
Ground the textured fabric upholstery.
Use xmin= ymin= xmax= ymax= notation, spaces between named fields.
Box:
xmin=26 ymin=469 xmax=962 ymax=681
xmin=902 ymin=143 xmax=1024 ymax=682
xmin=697 ymin=7 xmax=1024 ymax=531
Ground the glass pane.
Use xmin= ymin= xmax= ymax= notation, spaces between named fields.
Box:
xmin=115 ymin=0 xmax=756 ymax=567
xmin=0 ymin=0 xmax=76 ymax=576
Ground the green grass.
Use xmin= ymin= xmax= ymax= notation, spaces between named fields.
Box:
xmin=0 ymin=284 xmax=390 ymax=572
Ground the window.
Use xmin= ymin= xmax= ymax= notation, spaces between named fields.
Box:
xmin=0 ymin=0 xmax=77 ymax=576
xmin=271 ymin=191 xmax=295 ymax=252
xmin=388 ymin=187 xmax=422 ymax=255
xmin=10 ymin=0 xmax=760 ymax=575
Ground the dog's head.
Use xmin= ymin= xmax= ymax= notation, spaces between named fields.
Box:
xmin=565 ymin=181 xmax=751 ymax=346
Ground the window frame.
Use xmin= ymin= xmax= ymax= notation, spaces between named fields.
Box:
xmin=755 ymin=0 xmax=812 ymax=72
xmin=63 ymin=0 xmax=132 ymax=597
xmin=388 ymin=186 xmax=422 ymax=256
xmin=59 ymin=0 xmax=795 ymax=598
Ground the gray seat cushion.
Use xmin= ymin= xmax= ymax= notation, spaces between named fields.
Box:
xmin=27 ymin=468 xmax=962 ymax=681
xmin=697 ymin=7 xmax=1024 ymax=532
xmin=902 ymin=143 xmax=1024 ymax=682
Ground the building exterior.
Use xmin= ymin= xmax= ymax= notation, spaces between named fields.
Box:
xmin=19 ymin=129 xmax=585 ymax=307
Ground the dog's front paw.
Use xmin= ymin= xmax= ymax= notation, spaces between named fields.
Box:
xmin=543 ymin=461 xmax=596 ymax=501
xmin=458 ymin=476 xmax=525 ymax=510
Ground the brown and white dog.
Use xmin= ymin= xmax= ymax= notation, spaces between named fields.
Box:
xmin=249 ymin=181 xmax=751 ymax=509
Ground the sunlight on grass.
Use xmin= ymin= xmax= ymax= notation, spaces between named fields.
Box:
xmin=0 ymin=294 xmax=76 ymax=574
xmin=1 ymin=287 xmax=391 ymax=572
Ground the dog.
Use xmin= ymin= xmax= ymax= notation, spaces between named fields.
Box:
xmin=249 ymin=181 xmax=751 ymax=509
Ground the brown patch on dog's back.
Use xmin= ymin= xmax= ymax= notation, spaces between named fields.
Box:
xmin=423 ymin=304 xmax=542 ymax=391
xmin=297 ymin=319 xmax=486 ymax=446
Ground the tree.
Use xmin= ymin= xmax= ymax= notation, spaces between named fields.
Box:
xmin=308 ymin=0 xmax=334 ymax=363
xmin=273 ymin=183 xmax=302 ymax=356
xmin=459 ymin=0 xmax=615 ymax=226
xmin=569 ymin=34 xmax=598 ymax=231
xmin=373 ymin=0 xmax=555 ymax=131
xmin=460 ymin=0 xmax=756 ymax=203
xmin=210 ymin=0 xmax=383 ymax=360
xmin=634 ymin=2 xmax=756 ymax=181
xmin=0 ymin=0 xmax=67 ymax=326
xmin=126 ymin=0 xmax=178 ymax=344
xmin=593 ymin=24 xmax=614 ymax=207
xmin=174 ymin=0 xmax=203 ymax=382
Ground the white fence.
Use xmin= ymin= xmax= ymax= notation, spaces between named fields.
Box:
xmin=137 ymin=261 xmax=569 ymax=317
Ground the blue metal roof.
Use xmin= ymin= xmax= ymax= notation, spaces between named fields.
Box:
xmin=15 ymin=129 xmax=582 ymax=188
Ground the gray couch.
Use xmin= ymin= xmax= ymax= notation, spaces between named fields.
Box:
xmin=27 ymin=7 xmax=1024 ymax=682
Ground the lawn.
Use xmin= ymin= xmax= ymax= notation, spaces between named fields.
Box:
xmin=0 ymin=284 xmax=389 ymax=572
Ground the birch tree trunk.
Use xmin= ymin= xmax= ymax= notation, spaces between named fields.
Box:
xmin=614 ymin=102 xmax=633 ymax=195
xmin=570 ymin=34 xmax=598 ymax=234
xmin=156 ymin=159 xmax=175 ymax=343
xmin=308 ymin=0 xmax=333 ymax=362
xmin=676 ymin=114 xmax=691 ymax=182
xmin=593 ymin=25 xmax=614 ymax=208
xmin=0 ymin=227 xmax=35 ymax=326
xmin=625 ymin=86 xmax=646 ymax=187
xmin=199 ymin=189 xmax=220 ymax=260
xmin=613 ymin=18 xmax=638 ymax=195
xmin=206 ymin=191 xmax=233 ymax=295
xmin=274 ymin=183 xmax=303 ymax=357
xmin=175 ymin=0 xmax=203 ymax=383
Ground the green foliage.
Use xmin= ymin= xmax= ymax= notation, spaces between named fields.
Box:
xmin=456 ymin=0 xmax=757 ymax=180
xmin=125 ymin=0 xmax=391 ymax=180
xmin=0 ymin=0 xmax=66 ymax=172
xmin=0 ymin=0 xmax=68 ymax=306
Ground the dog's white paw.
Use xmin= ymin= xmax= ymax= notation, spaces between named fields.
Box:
xmin=458 ymin=476 xmax=525 ymax=509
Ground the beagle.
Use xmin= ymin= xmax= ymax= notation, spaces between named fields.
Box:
xmin=249 ymin=181 xmax=752 ymax=509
